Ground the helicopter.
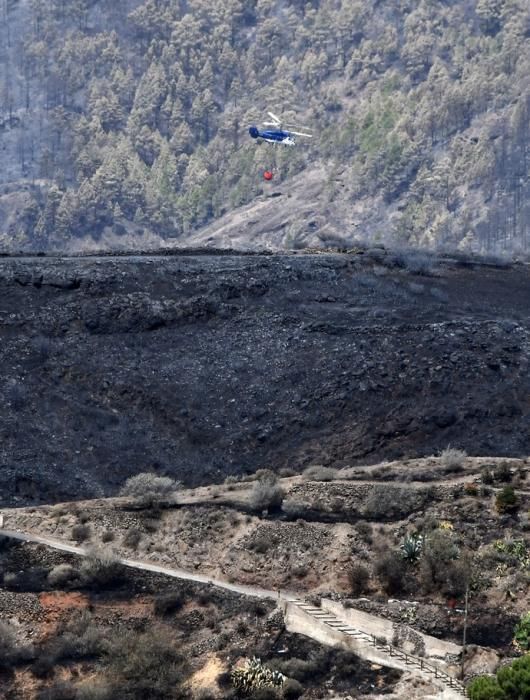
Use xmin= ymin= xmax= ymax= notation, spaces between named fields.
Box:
xmin=248 ymin=111 xmax=313 ymax=147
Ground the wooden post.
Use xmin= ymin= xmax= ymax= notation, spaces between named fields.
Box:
xmin=461 ymin=584 xmax=469 ymax=681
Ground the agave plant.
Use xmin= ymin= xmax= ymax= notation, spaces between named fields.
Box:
xmin=400 ymin=533 xmax=424 ymax=563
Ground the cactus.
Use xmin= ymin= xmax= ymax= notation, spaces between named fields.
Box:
xmin=231 ymin=657 xmax=286 ymax=693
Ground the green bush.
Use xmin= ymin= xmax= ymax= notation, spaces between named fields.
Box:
xmin=513 ymin=612 xmax=530 ymax=651
xmin=468 ymin=654 xmax=530 ymax=700
xmin=496 ymin=486 xmax=518 ymax=514
xmin=496 ymin=655 xmax=530 ymax=699
xmin=468 ymin=675 xmax=505 ymax=700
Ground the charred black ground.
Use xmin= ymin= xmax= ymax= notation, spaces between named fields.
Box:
xmin=1 ymin=250 xmax=529 ymax=506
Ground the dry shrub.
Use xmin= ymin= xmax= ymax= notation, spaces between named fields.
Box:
xmin=0 ymin=621 xmax=30 ymax=669
xmin=292 ymin=564 xmax=308 ymax=578
xmin=282 ymin=499 xmax=310 ymax=518
xmin=391 ymin=249 xmax=438 ymax=275
xmin=122 ymin=528 xmax=142 ymax=550
xmin=249 ymin=532 xmax=275 ymax=554
xmin=119 ymin=472 xmax=180 ymax=507
xmin=364 ymin=485 xmax=425 ymax=520
xmin=348 ymin=563 xmax=370 ymax=596
xmin=101 ymin=530 xmax=114 ymax=543
xmin=249 ymin=475 xmax=284 ymax=513
xmin=440 ymin=447 xmax=467 ymax=472
xmin=47 ymin=564 xmax=76 ymax=587
xmin=355 ymin=521 xmax=373 ymax=543
xmin=494 ymin=462 xmax=512 ymax=483
xmin=374 ymin=551 xmax=407 ymax=595
xmin=418 ymin=530 xmax=469 ymax=596
xmin=104 ymin=628 xmax=188 ymax=698
xmin=303 ymin=465 xmax=337 ymax=482
xmin=80 ymin=547 xmax=124 ymax=588
xmin=153 ymin=591 xmax=184 ymax=616
xmin=72 ymin=524 xmax=91 ymax=543
xmin=52 ymin=610 xmax=108 ymax=661
xmin=252 ymin=468 xmax=277 ymax=482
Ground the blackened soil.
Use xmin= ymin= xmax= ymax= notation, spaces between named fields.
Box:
xmin=1 ymin=252 xmax=529 ymax=505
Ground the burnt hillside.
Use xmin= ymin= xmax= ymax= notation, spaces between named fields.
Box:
xmin=1 ymin=250 xmax=529 ymax=506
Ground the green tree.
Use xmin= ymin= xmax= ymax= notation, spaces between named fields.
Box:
xmin=497 ymin=655 xmax=530 ymax=699
xmin=468 ymin=675 xmax=505 ymax=700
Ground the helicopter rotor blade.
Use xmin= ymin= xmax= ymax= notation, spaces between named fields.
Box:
xmin=285 ymin=123 xmax=311 ymax=131
xmin=267 ymin=111 xmax=282 ymax=124
xmin=287 ymin=130 xmax=313 ymax=138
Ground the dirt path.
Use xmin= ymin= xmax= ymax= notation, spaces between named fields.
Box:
xmin=0 ymin=525 xmax=291 ymax=601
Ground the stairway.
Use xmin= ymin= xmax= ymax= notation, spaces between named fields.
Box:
xmin=284 ymin=598 xmax=467 ymax=699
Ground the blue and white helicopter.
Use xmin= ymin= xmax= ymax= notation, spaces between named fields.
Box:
xmin=249 ymin=111 xmax=312 ymax=147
